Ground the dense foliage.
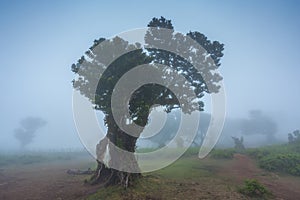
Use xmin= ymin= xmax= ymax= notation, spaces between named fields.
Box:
xmin=247 ymin=142 xmax=300 ymax=176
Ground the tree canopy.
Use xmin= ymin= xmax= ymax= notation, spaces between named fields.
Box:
xmin=72 ymin=16 xmax=224 ymax=128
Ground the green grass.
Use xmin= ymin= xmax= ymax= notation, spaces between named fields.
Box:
xmin=86 ymin=155 xmax=237 ymax=200
xmin=153 ymin=157 xmax=214 ymax=180
xmin=0 ymin=151 xmax=89 ymax=166
xmin=87 ymin=175 xmax=168 ymax=200
xmin=86 ymin=143 xmax=300 ymax=199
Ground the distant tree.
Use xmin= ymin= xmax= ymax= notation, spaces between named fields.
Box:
xmin=192 ymin=112 xmax=211 ymax=146
xmin=145 ymin=109 xmax=179 ymax=148
xmin=142 ymin=110 xmax=211 ymax=148
xmin=288 ymin=130 xmax=300 ymax=144
xmin=175 ymin=136 xmax=184 ymax=148
xmin=14 ymin=117 xmax=47 ymax=149
xmin=141 ymin=110 xmax=210 ymax=148
xmin=288 ymin=133 xmax=294 ymax=144
xmin=240 ymin=110 xmax=277 ymax=143
xmin=232 ymin=136 xmax=245 ymax=152
xmin=71 ymin=16 xmax=224 ymax=187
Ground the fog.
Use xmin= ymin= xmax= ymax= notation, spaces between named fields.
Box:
xmin=0 ymin=1 xmax=299 ymax=151
xmin=217 ymin=110 xmax=283 ymax=148
xmin=14 ymin=117 xmax=47 ymax=149
xmin=137 ymin=109 xmax=288 ymax=149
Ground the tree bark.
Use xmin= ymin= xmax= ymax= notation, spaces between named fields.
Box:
xmin=89 ymin=115 xmax=141 ymax=188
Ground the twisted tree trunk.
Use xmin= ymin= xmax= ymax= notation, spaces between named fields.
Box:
xmin=89 ymin=115 xmax=142 ymax=187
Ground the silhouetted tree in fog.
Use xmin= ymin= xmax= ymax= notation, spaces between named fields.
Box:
xmin=71 ymin=16 xmax=224 ymax=187
xmin=288 ymin=130 xmax=300 ymax=144
xmin=240 ymin=110 xmax=277 ymax=142
xmin=231 ymin=136 xmax=245 ymax=152
xmin=14 ymin=117 xmax=47 ymax=149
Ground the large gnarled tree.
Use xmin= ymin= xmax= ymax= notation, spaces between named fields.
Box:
xmin=72 ymin=17 xmax=224 ymax=187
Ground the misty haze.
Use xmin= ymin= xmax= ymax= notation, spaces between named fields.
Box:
xmin=0 ymin=1 xmax=299 ymax=200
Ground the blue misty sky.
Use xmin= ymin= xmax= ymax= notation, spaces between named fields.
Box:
xmin=0 ymin=0 xmax=300 ymax=150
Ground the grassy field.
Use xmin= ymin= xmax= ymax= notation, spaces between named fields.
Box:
xmin=87 ymin=156 xmax=246 ymax=200
xmin=0 ymin=150 xmax=91 ymax=167
xmin=1 ymin=144 xmax=299 ymax=199
xmin=87 ymin=143 xmax=300 ymax=200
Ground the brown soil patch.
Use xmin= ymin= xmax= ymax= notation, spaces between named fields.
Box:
xmin=218 ymin=153 xmax=300 ymax=200
xmin=0 ymin=158 xmax=98 ymax=200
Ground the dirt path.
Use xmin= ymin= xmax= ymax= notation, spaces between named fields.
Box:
xmin=219 ymin=154 xmax=300 ymax=200
xmin=0 ymin=158 xmax=98 ymax=200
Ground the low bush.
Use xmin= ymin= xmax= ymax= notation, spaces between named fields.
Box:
xmin=259 ymin=153 xmax=300 ymax=176
xmin=246 ymin=148 xmax=271 ymax=159
xmin=210 ymin=148 xmax=236 ymax=159
xmin=244 ymin=142 xmax=300 ymax=176
xmin=182 ymin=147 xmax=199 ymax=157
xmin=238 ymin=179 xmax=271 ymax=199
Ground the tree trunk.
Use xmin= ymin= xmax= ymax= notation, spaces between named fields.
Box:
xmin=89 ymin=115 xmax=141 ymax=188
